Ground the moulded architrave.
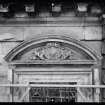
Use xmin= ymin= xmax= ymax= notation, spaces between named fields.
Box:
xmin=15 ymin=67 xmax=91 ymax=72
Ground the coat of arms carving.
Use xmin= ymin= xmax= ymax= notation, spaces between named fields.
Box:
xmin=30 ymin=42 xmax=73 ymax=60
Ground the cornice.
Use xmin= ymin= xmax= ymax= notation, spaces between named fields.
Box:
xmin=0 ymin=16 xmax=101 ymax=27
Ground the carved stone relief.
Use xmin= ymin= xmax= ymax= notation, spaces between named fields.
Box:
xmin=19 ymin=42 xmax=88 ymax=62
xmin=30 ymin=42 xmax=73 ymax=60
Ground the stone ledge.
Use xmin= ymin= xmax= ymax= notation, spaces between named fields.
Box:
xmin=0 ymin=16 xmax=101 ymax=26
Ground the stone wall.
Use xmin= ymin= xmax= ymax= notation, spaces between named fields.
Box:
xmin=0 ymin=16 xmax=103 ymax=101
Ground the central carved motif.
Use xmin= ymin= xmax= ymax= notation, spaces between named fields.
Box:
xmin=30 ymin=42 xmax=73 ymax=60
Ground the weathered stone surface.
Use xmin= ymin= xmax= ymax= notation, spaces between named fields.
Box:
xmin=84 ymin=26 xmax=102 ymax=40
xmin=0 ymin=95 xmax=9 ymax=102
xmin=23 ymin=26 xmax=85 ymax=40
xmin=102 ymin=57 xmax=105 ymax=69
xmin=0 ymin=42 xmax=20 ymax=63
xmin=102 ymin=41 xmax=105 ymax=55
xmin=0 ymin=27 xmax=24 ymax=41
xmin=0 ymin=76 xmax=9 ymax=102
xmin=102 ymin=25 xmax=105 ymax=39
xmin=0 ymin=15 xmax=103 ymax=102
xmin=81 ymin=41 xmax=102 ymax=57
xmin=0 ymin=23 xmax=101 ymax=41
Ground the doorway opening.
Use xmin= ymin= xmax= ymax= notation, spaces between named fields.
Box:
xmin=29 ymin=82 xmax=77 ymax=102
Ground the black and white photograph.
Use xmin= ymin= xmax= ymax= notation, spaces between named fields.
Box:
xmin=0 ymin=0 xmax=104 ymax=102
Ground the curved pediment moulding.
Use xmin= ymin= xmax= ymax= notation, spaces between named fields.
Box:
xmin=4 ymin=35 xmax=101 ymax=63
xmin=18 ymin=42 xmax=90 ymax=62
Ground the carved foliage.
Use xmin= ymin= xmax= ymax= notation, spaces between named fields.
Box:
xmin=30 ymin=42 xmax=74 ymax=60
xmin=19 ymin=41 xmax=89 ymax=62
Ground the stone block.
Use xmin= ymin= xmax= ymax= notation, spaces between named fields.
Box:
xmin=102 ymin=41 xmax=105 ymax=55
xmin=84 ymin=26 xmax=102 ymax=40
xmin=81 ymin=41 xmax=102 ymax=57
xmin=0 ymin=27 xmax=24 ymax=41
xmin=23 ymin=26 xmax=85 ymax=40
xmin=0 ymin=42 xmax=20 ymax=63
xmin=0 ymin=95 xmax=9 ymax=102
xmin=102 ymin=57 xmax=105 ymax=69
xmin=102 ymin=26 xmax=105 ymax=39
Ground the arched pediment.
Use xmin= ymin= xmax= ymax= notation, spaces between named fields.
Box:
xmin=4 ymin=35 xmax=100 ymax=63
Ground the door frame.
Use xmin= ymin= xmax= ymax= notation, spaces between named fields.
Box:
xmin=11 ymin=66 xmax=93 ymax=102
